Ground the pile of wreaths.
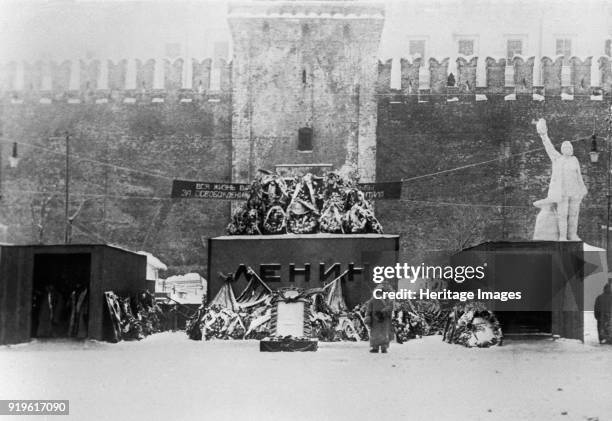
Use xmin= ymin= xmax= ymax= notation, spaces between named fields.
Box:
xmin=186 ymin=303 xmax=272 ymax=341
xmin=227 ymin=171 xmax=383 ymax=235
xmin=104 ymin=291 xmax=164 ymax=342
xmin=186 ymin=271 xmax=369 ymax=342
xmin=185 ymin=291 xmax=368 ymax=342
xmin=442 ymin=301 xmax=503 ymax=348
xmin=393 ymin=298 xmax=450 ymax=341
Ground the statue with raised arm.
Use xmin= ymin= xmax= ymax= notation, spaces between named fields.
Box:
xmin=534 ymin=118 xmax=587 ymax=241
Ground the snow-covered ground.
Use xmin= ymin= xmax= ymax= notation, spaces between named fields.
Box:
xmin=1 ymin=317 xmax=611 ymax=421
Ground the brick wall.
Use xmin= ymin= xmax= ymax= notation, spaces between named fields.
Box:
xmin=1 ymin=97 xmax=232 ymax=276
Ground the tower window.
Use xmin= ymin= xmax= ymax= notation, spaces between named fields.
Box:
xmin=458 ymin=39 xmax=474 ymax=56
xmin=507 ymin=39 xmax=523 ymax=60
xmin=556 ymin=38 xmax=572 ymax=58
xmin=302 ymin=23 xmax=310 ymax=36
xmin=298 ymin=127 xmax=313 ymax=151
xmin=263 ymin=22 xmax=270 ymax=34
xmin=302 ymin=69 xmax=307 ymax=84
xmin=454 ymin=35 xmax=478 ymax=56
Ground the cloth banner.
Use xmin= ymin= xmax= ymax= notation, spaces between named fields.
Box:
xmin=171 ymin=180 xmax=401 ymax=200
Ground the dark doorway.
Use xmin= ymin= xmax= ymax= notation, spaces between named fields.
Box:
xmin=496 ymin=311 xmax=552 ymax=335
xmin=31 ymin=253 xmax=91 ymax=338
xmin=494 ymin=253 xmax=553 ymax=335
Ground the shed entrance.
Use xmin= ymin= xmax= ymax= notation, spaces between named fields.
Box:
xmin=31 ymin=253 xmax=91 ymax=338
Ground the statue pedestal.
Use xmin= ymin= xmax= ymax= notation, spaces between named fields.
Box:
xmin=451 ymin=241 xmax=585 ymax=341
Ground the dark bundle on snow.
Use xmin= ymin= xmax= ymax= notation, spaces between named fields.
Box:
xmin=104 ymin=291 xmax=164 ymax=342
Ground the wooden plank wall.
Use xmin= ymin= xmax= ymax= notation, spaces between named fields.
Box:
xmin=0 ymin=246 xmax=33 ymax=345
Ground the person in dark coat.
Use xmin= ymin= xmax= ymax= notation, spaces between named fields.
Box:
xmin=365 ymin=283 xmax=394 ymax=353
xmin=594 ymin=283 xmax=612 ymax=344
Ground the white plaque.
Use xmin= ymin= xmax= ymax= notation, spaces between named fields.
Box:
xmin=275 ymin=301 xmax=305 ymax=338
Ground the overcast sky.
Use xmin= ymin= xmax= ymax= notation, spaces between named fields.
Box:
xmin=0 ymin=0 xmax=607 ymax=61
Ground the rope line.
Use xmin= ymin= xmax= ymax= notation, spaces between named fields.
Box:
xmin=0 ymin=138 xmax=177 ymax=180
xmin=400 ymin=136 xmax=588 ymax=183
xmin=0 ymin=119 xmax=593 ymax=184
xmin=2 ymin=188 xmax=172 ymax=201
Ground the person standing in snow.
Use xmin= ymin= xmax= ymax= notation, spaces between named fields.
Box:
xmin=365 ymin=283 xmax=394 ymax=353
xmin=594 ymin=283 xmax=612 ymax=344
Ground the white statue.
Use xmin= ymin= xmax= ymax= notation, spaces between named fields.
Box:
xmin=534 ymin=118 xmax=587 ymax=241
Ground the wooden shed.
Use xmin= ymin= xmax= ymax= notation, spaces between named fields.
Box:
xmin=0 ymin=244 xmax=146 ymax=345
